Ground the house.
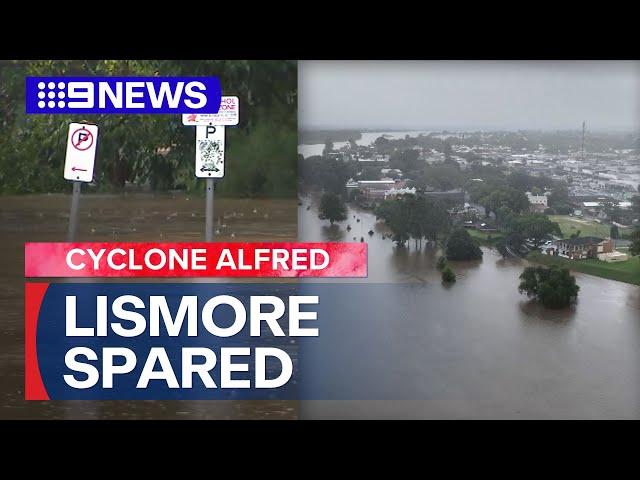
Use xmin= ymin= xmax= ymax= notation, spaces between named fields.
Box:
xmin=526 ymin=191 xmax=548 ymax=212
xmin=555 ymin=236 xmax=613 ymax=260
xmin=384 ymin=187 xmax=416 ymax=199
xmin=346 ymin=179 xmax=398 ymax=199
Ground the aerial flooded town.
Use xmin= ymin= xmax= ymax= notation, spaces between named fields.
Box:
xmin=297 ymin=60 xmax=639 ymax=419
xmin=300 ymin=127 xmax=639 ymax=282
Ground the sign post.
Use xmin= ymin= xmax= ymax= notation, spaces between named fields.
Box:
xmin=205 ymin=179 xmax=214 ymax=242
xmin=63 ymin=122 xmax=98 ymax=241
xmin=67 ymin=181 xmax=82 ymax=242
xmin=184 ymin=95 xmax=239 ymax=242
xmin=195 ymin=124 xmax=226 ymax=241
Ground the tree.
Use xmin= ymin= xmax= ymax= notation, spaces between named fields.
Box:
xmin=322 ymin=138 xmax=334 ymax=156
xmin=445 ymin=228 xmax=483 ymax=261
xmin=359 ymin=166 xmax=380 ymax=181
xmin=441 ymin=266 xmax=456 ymax=283
xmin=436 ymin=256 xmax=448 ymax=271
xmin=610 ymin=225 xmax=620 ymax=239
xmin=629 ymin=230 xmax=640 ymax=256
xmin=496 ymin=239 xmax=509 ymax=258
xmin=373 ymin=136 xmax=392 ymax=154
xmin=375 ymin=194 xmax=450 ymax=248
xmin=601 ymin=199 xmax=621 ymax=223
xmin=443 ymin=141 xmax=452 ymax=162
xmin=481 ymin=187 xmax=529 ymax=220
xmin=318 ymin=193 xmax=347 ymax=225
xmin=0 ymin=59 xmax=298 ymax=197
xmin=420 ymin=164 xmax=463 ymax=191
xmin=548 ymin=182 xmax=569 ymax=208
xmin=518 ymin=266 xmax=579 ymax=309
xmin=299 ymin=157 xmax=353 ymax=195
xmin=390 ymin=149 xmax=421 ymax=174
xmin=507 ymin=213 xmax=562 ymax=248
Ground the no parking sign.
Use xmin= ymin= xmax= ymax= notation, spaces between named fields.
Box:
xmin=64 ymin=123 xmax=98 ymax=182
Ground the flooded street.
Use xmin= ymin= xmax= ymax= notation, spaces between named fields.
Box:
xmin=299 ymin=195 xmax=640 ymax=418
xmin=0 ymin=193 xmax=297 ymax=419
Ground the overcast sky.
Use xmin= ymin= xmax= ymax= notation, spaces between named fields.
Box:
xmin=299 ymin=61 xmax=640 ymax=132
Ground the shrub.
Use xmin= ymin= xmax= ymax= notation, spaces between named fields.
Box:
xmin=441 ymin=266 xmax=456 ymax=283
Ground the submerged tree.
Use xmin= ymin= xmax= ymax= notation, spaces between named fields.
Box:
xmin=318 ymin=192 xmax=347 ymax=225
xmin=375 ymin=194 xmax=450 ymax=248
xmin=441 ymin=266 xmax=456 ymax=283
xmin=518 ymin=266 xmax=579 ymax=309
xmin=445 ymin=228 xmax=483 ymax=261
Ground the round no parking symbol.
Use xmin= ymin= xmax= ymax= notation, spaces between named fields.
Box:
xmin=71 ymin=127 xmax=94 ymax=151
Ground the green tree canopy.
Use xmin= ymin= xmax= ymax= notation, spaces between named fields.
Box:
xmin=610 ymin=225 xmax=620 ymax=239
xmin=375 ymin=194 xmax=450 ymax=247
xmin=518 ymin=266 xmax=579 ymax=309
xmin=506 ymin=213 xmax=561 ymax=247
xmin=318 ymin=192 xmax=347 ymax=225
xmin=481 ymin=187 xmax=529 ymax=220
xmin=629 ymin=230 xmax=640 ymax=256
xmin=441 ymin=266 xmax=456 ymax=283
xmin=0 ymin=60 xmax=297 ymax=196
xmin=445 ymin=228 xmax=483 ymax=261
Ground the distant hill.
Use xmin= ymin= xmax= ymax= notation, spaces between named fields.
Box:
xmin=299 ymin=130 xmax=363 ymax=145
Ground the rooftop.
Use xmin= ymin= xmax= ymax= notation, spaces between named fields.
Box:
xmin=558 ymin=236 xmax=605 ymax=246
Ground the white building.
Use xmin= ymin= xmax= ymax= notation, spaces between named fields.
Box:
xmin=384 ymin=187 xmax=417 ymax=199
xmin=526 ymin=192 xmax=548 ymax=210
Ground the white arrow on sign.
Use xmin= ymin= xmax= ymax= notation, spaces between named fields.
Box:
xmin=195 ymin=125 xmax=225 ymax=178
xmin=64 ymin=122 xmax=98 ymax=183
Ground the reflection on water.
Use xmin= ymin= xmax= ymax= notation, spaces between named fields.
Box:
xmin=0 ymin=193 xmax=297 ymax=420
xmin=299 ymin=194 xmax=640 ymax=419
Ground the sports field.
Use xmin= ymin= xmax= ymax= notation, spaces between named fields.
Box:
xmin=548 ymin=215 xmax=632 ymax=238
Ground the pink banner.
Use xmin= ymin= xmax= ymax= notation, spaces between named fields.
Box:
xmin=25 ymin=242 xmax=367 ymax=278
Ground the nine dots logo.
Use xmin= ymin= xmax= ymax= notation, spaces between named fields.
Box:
xmin=37 ymin=81 xmax=66 ymax=109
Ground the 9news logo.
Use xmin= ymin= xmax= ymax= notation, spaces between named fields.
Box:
xmin=25 ymin=76 xmax=222 ymax=114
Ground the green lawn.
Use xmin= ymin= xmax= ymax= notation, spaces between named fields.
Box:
xmin=467 ymin=228 xmax=503 ymax=246
xmin=527 ymin=251 xmax=640 ymax=286
xmin=548 ymin=215 xmax=631 ymax=239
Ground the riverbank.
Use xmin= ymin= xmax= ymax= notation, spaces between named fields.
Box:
xmin=527 ymin=251 xmax=640 ymax=286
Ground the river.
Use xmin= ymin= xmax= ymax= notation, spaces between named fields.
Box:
xmin=0 ymin=193 xmax=297 ymax=419
xmin=298 ymin=195 xmax=640 ymax=418
xmin=298 ymin=130 xmax=435 ymax=158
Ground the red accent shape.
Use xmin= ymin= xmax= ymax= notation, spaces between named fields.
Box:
xmin=25 ymin=283 xmax=50 ymax=400
xmin=24 ymin=242 xmax=367 ymax=278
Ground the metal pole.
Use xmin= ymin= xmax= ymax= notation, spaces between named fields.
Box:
xmin=205 ymin=178 xmax=214 ymax=241
xmin=67 ymin=181 xmax=81 ymax=242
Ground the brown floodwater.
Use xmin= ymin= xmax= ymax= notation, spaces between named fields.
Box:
xmin=298 ymin=195 xmax=640 ymax=419
xmin=0 ymin=192 xmax=297 ymax=420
